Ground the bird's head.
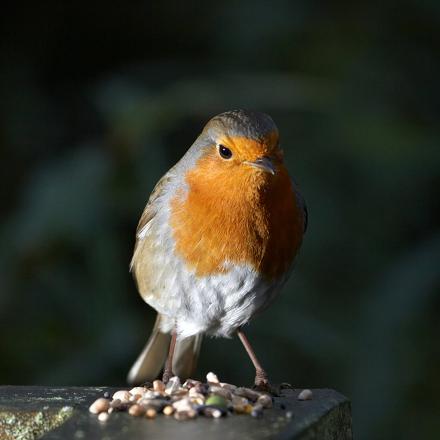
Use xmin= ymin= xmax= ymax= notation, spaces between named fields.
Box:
xmin=196 ymin=109 xmax=282 ymax=179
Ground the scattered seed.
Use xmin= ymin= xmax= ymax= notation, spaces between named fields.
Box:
xmin=201 ymin=406 xmax=222 ymax=418
xmin=183 ymin=379 xmax=201 ymax=389
xmin=165 ymin=376 xmax=181 ymax=395
xmin=172 ymin=398 xmax=193 ymax=412
xmin=190 ymin=396 xmax=205 ymax=406
xmin=220 ymin=382 xmax=237 ymax=391
xmin=174 ymin=411 xmax=187 ymax=421
xmin=205 ymin=395 xmax=228 ymax=409
xmin=109 ymin=399 xmax=121 ymax=409
xmin=128 ymin=404 xmax=145 ymax=417
xmin=231 ymin=395 xmax=249 ymax=406
xmin=209 ymin=385 xmax=232 ymax=400
xmin=257 ymin=394 xmax=273 ymax=408
xmin=142 ymin=390 xmax=156 ymax=399
xmin=171 ymin=388 xmax=188 ymax=399
xmin=232 ymin=404 xmax=246 ymax=414
xmin=98 ymin=412 xmax=109 ymax=422
xmin=194 ymin=383 xmax=209 ymax=395
xmin=243 ymin=404 xmax=254 ymax=415
xmin=130 ymin=387 xmax=145 ymax=396
xmin=174 ymin=408 xmax=197 ymax=420
xmin=212 ymin=409 xmax=222 ymax=418
xmin=153 ymin=380 xmax=166 ymax=393
xmin=112 ymin=390 xmax=131 ymax=403
xmin=163 ymin=405 xmax=174 ymax=416
xmin=145 ymin=408 xmax=157 ymax=419
xmin=235 ymin=387 xmax=261 ymax=402
xmin=206 ymin=372 xmax=220 ymax=384
xmin=138 ymin=398 xmax=167 ymax=412
xmin=130 ymin=394 xmax=142 ymax=402
xmin=298 ymin=389 xmax=313 ymax=401
xmin=89 ymin=372 xmax=286 ymax=422
xmin=188 ymin=387 xmax=205 ymax=399
xmin=251 ymin=403 xmax=264 ymax=418
xmin=233 ymin=403 xmax=253 ymax=414
xmin=89 ymin=398 xmax=110 ymax=414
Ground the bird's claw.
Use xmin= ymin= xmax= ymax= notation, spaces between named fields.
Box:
xmin=253 ymin=380 xmax=279 ymax=396
xmin=162 ymin=370 xmax=174 ymax=384
xmin=253 ymin=369 xmax=279 ymax=395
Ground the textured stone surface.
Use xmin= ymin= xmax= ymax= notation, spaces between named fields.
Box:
xmin=0 ymin=386 xmax=352 ymax=440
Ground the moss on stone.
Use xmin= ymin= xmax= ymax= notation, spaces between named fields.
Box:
xmin=0 ymin=406 xmax=73 ymax=440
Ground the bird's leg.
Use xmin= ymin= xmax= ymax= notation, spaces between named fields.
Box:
xmin=162 ymin=329 xmax=177 ymax=384
xmin=237 ymin=329 xmax=270 ymax=391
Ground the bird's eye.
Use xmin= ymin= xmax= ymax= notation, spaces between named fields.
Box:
xmin=218 ymin=144 xmax=232 ymax=159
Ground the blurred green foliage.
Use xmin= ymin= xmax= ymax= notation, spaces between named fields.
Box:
xmin=1 ymin=1 xmax=439 ymax=438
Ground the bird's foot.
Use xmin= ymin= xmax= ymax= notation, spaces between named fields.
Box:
xmin=253 ymin=368 xmax=279 ymax=395
xmin=253 ymin=381 xmax=279 ymax=396
xmin=162 ymin=369 xmax=175 ymax=384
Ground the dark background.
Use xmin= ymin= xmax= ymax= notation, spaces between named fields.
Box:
xmin=1 ymin=1 xmax=439 ymax=438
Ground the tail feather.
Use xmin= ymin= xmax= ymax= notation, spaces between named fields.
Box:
xmin=173 ymin=333 xmax=203 ymax=379
xmin=127 ymin=314 xmax=170 ymax=385
xmin=127 ymin=313 xmax=203 ymax=385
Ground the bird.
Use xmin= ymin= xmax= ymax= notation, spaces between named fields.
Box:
xmin=127 ymin=109 xmax=307 ymax=389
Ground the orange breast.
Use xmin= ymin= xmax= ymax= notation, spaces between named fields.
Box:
xmin=170 ymin=150 xmax=305 ymax=280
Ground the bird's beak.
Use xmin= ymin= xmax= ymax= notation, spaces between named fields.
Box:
xmin=244 ymin=157 xmax=276 ymax=175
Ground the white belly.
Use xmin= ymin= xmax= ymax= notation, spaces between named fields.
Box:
xmin=143 ymin=253 xmax=279 ymax=338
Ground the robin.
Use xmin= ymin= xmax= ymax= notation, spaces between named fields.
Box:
xmin=128 ymin=109 xmax=307 ymax=389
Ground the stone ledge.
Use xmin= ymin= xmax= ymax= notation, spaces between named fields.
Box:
xmin=0 ymin=386 xmax=352 ymax=440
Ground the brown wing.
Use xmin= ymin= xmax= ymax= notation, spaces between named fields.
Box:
xmin=130 ymin=166 xmax=175 ymax=271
